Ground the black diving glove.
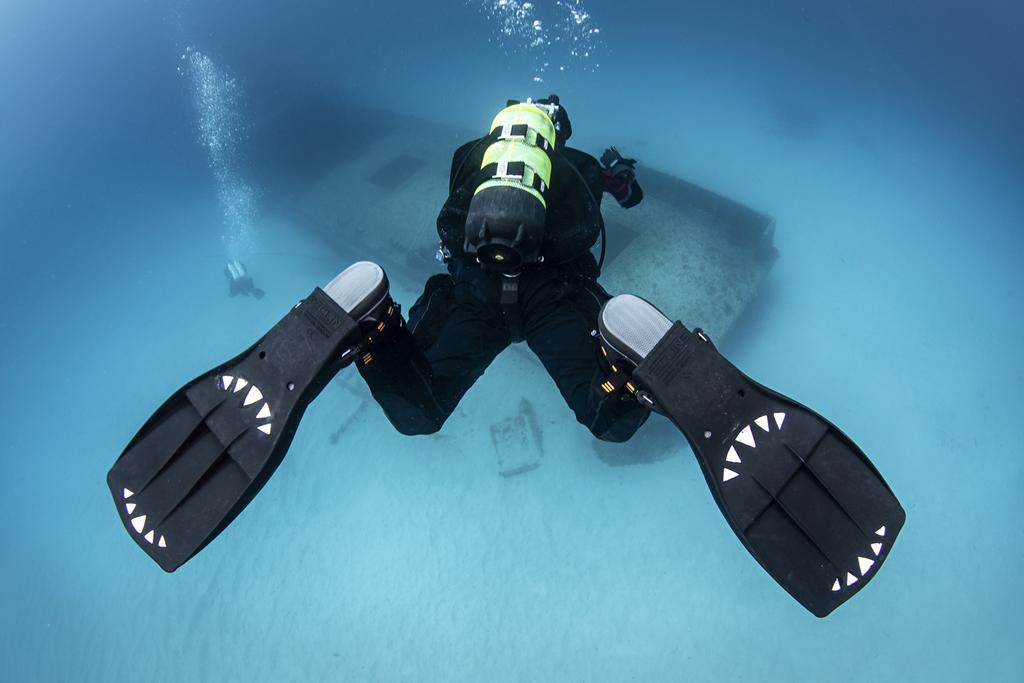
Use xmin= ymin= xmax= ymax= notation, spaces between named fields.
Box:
xmin=600 ymin=146 xmax=637 ymax=175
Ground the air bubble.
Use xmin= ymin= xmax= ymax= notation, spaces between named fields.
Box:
xmin=180 ymin=47 xmax=256 ymax=261
xmin=471 ymin=0 xmax=603 ymax=78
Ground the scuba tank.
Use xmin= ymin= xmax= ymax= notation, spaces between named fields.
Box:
xmin=463 ymin=98 xmax=560 ymax=272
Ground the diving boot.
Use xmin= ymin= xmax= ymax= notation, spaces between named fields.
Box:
xmin=325 ymin=261 xmax=405 ymax=366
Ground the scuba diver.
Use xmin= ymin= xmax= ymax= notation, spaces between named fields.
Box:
xmin=224 ymin=259 xmax=265 ymax=299
xmin=355 ymin=96 xmax=649 ymax=441
xmin=107 ymin=96 xmax=905 ymax=618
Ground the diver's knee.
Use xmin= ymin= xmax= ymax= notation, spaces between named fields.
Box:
xmin=590 ymin=406 xmax=650 ymax=442
xmin=593 ymin=428 xmax=632 ymax=443
xmin=390 ymin=415 xmax=445 ymax=437
xmin=592 ymin=423 xmax=639 ymax=443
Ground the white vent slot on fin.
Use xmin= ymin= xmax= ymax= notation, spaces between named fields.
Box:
xmin=858 ymin=557 xmax=875 ymax=575
xmin=234 ymin=377 xmax=249 ymax=393
xmin=755 ymin=415 xmax=770 ymax=432
xmin=144 ymin=530 xmax=155 ymax=544
xmin=774 ymin=412 xmax=786 ymax=429
xmin=832 ymin=578 xmax=841 ymax=592
xmin=125 ymin=503 xmax=136 ymax=515
xmin=846 ymin=572 xmax=859 ymax=587
xmin=722 ymin=468 xmax=739 ymax=482
xmin=257 ymin=424 xmax=272 ymax=435
xmin=726 ymin=446 xmax=741 ymax=464
xmin=158 ymin=536 xmax=167 ymax=548
xmin=131 ymin=515 xmax=147 ymax=533
xmin=256 ymin=403 xmax=271 ymax=419
xmin=735 ymin=425 xmax=756 ymax=448
xmin=244 ymin=386 xmax=263 ymax=406
xmin=871 ymin=543 xmax=883 ymax=556
xmin=875 ymin=526 xmax=886 ymax=537
xmin=123 ymin=488 xmax=134 ymax=499
xmin=222 ymin=375 xmax=234 ymax=390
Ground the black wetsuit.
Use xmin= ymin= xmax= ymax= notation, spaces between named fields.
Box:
xmin=357 ymin=139 xmax=650 ymax=442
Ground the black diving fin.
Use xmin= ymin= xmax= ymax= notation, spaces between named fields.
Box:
xmin=598 ymin=295 xmax=906 ymax=617
xmin=107 ymin=262 xmax=392 ymax=571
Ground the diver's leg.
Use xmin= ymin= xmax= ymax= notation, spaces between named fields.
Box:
xmin=523 ymin=276 xmax=650 ymax=442
xmin=357 ymin=273 xmax=511 ymax=435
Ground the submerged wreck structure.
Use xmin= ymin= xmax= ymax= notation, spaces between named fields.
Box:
xmin=246 ymin=95 xmax=778 ymax=471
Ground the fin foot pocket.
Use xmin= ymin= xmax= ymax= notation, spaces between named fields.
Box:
xmin=324 ymin=261 xmax=406 ymax=366
xmin=108 ymin=266 xmax=375 ymax=571
xmin=596 ymin=294 xmax=690 ymax=410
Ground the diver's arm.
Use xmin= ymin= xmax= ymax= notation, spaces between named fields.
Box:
xmin=600 ymin=147 xmax=644 ymax=208
xmin=449 ymin=137 xmax=487 ymax=194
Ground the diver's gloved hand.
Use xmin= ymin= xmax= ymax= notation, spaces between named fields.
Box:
xmin=600 ymin=147 xmax=643 ymax=208
xmin=600 ymin=146 xmax=637 ymax=175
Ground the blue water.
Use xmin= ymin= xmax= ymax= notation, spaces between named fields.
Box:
xmin=1 ymin=0 xmax=1021 ymax=680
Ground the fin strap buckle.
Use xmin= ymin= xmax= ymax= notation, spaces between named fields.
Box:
xmin=599 ymin=361 xmax=636 ymax=395
xmin=359 ymin=302 xmax=402 ymax=364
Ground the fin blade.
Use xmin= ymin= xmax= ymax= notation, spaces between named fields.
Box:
xmin=633 ymin=322 xmax=906 ymax=617
xmin=107 ymin=287 xmax=361 ymax=572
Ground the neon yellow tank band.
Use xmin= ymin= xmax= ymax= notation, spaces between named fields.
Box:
xmin=480 ymin=140 xmax=552 ymax=186
xmin=489 ymin=103 xmax=557 ymax=150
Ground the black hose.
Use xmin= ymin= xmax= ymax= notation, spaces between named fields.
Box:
xmin=563 ymin=157 xmax=607 ymax=275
